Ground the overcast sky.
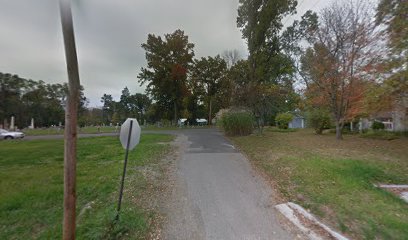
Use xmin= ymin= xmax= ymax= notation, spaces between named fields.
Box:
xmin=0 ymin=0 xmax=335 ymax=107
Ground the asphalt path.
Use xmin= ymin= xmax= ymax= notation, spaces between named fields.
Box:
xmin=162 ymin=128 xmax=294 ymax=240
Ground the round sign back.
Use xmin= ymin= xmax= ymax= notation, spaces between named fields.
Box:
xmin=120 ymin=118 xmax=141 ymax=150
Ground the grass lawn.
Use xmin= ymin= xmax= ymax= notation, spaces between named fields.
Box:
xmin=360 ymin=130 xmax=408 ymax=140
xmin=142 ymin=125 xmax=210 ymax=131
xmin=0 ymin=134 xmax=173 ymax=239
xmin=231 ymin=128 xmax=408 ymax=239
xmin=22 ymin=125 xmax=211 ymax=135
xmin=22 ymin=126 xmax=118 ymax=136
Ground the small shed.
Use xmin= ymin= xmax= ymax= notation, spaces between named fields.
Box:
xmin=289 ymin=113 xmax=305 ymax=129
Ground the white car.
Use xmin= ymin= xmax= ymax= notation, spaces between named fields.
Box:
xmin=196 ymin=118 xmax=208 ymax=125
xmin=0 ymin=129 xmax=25 ymax=139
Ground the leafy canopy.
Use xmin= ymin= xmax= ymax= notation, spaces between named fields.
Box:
xmin=138 ymin=29 xmax=195 ymax=122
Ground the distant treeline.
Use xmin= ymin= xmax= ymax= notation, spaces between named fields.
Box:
xmin=100 ymin=87 xmax=152 ymax=125
xmin=0 ymin=72 xmax=87 ymax=128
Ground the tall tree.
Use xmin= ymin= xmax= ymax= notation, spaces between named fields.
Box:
xmin=192 ymin=55 xmax=227 ymax=125
xmin=377 ymin=0 xmax=408 ymax=60
xmin=129 ymin=93 xmax=151 ymax=124
xmin=237 ymin=0 xmax=298 ymax=131
xmin=138 ymin=29 xmax=195 ymax=124
xmin=0 ymin=73 xmax=26 ymax=128
xmin=280 ymin=10 xmax=318 ymax=85
xmin=22 ymin=80 xmax=65 ymax=127
xmin=376 ymin=0 xmax=408 ymax=131
xmin=300 ymin=1 xmax=380 ymax=139
xmin=101 ymin=94 xmax=114 ymax=124
xmin=237 ymin=0 xmax=297 ymax=83
xmin=119 ymin=86 xmax=131 ymax=120
xmin=228 ymin=60 xmax=251 ymax=106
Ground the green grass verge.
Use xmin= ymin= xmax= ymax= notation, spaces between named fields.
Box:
xmin=0 ymin=134 xmax=173 ymax=239
xmin=231 ymin=129 xmax=408 ymax=239
xmin=23 ymin=125 xmax=210 ymax=135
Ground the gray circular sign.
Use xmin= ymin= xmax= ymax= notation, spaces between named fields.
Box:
xmin=120 ymin=118 xmax=141 ymax=150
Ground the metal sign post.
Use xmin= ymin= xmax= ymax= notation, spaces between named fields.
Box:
xmin=116 ymin=120 xmax=133 ymax=220
xmin=116 ymin=118 xmax=141 ymax=220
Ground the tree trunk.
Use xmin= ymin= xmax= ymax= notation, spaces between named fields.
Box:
xmin=60 ymin=1 xmax=80 ymax=239
xmin=173 ymin=101 xmax=178 ymax=126
xmin=257 ymin=118 xmax=263 ymax=135
xmin=208 ymin=97 xmax=212 ymax=126
xmin=335 ymin=120 xmax=343 ymax=140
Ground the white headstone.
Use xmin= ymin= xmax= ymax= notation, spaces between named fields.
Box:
xmin=29 ymin=118 xmax=34 ymax=129
xmin=120 ymin=118 xmax=141 ymax=150
xmin=401 ymin=192 xmax=408 ymax=203
xmin=10 ymin=116 xmax=15 ymax=130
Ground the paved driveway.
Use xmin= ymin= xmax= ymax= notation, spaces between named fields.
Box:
xmin=162 ymin=128 xmax=294 ymax=240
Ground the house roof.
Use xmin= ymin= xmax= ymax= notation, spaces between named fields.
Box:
xmin=371 ymin=111 xmax=393 ymax=120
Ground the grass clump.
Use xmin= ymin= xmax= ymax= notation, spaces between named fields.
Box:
xmin=220 ymin=111 xmax=253 ymax=136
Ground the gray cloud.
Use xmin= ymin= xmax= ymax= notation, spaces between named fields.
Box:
xmin=0 ymin=0 xmax=339 ymax=107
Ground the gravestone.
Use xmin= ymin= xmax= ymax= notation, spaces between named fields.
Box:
xmin=29 ymin=118 xmax=34 ymax=129
xmin=10 ymin=116 xmax=15 ymax=130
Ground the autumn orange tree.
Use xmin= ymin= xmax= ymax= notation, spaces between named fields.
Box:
xmin=300 ymin=1 xmax=381 ymax=140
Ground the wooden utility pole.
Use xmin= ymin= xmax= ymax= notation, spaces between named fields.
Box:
xmin=59 ymin=0 xmax=80 ymax=239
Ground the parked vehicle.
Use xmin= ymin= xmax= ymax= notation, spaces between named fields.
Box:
xmin=178 ymin=118 xmax=188 ymax=126
xmin=178 ymin=118 xmax=208 ymax=126
xmin=196 ymin=118 xmax=208 ymax=125
xmin=0 ymin=129 xmax=25 ymax=139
